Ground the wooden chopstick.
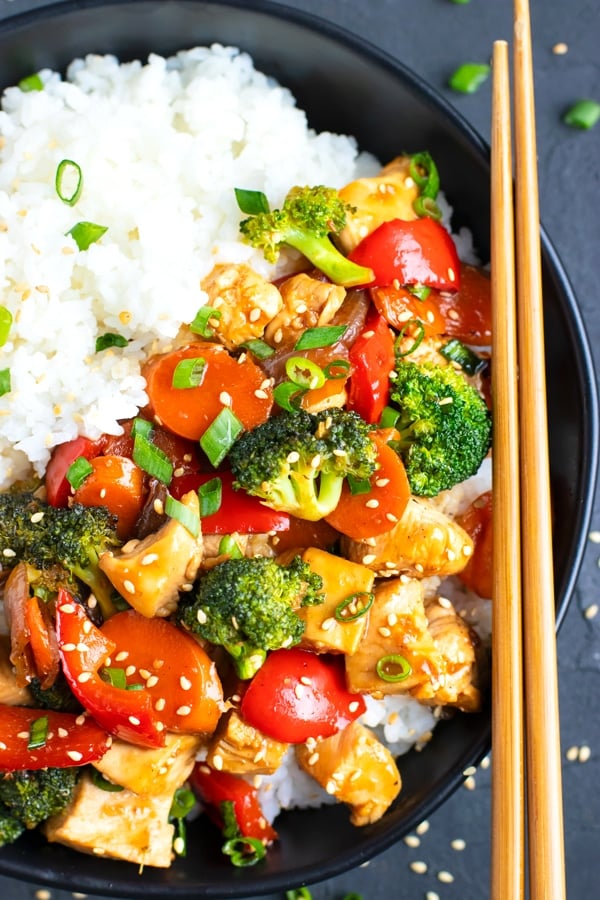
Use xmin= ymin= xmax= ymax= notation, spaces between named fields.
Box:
xmin=513 ymin=1 xmax=566 ymax=897
xmin=490 ymin=39 xmax=524 ymax=900
xmin=490 ymin=1 xmax=567 ymax=897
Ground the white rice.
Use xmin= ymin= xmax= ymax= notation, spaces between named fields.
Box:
xmin=0 ymin=44 xmax=377 ymax=488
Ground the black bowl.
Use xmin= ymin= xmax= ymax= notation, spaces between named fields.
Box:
xmin=0 ymin=1 xmax=597 ymax=897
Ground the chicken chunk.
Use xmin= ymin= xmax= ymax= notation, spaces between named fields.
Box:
xmin=99 ymin=491 xmax=203 ymax=617
xmin=344 ymin=577 xmax=446 ymax=702
xmin=337 ymin=155 xmax=419 ymax=253
xmin=206 ymin=708 xmax=288 ymax=775
xmin=296 ymin=721 xmax=401 ymax=826
xmin=44 ymin=771 xmax=175 ymax=868
xmin=264 ymin=273 xmax=346 ymax=349
xmin=423 ymin=596 xmax=481 ymax=712
xmin=93 ymin=732 xmax=203 ymax=796
xmin=340 ymin=497 xmax=474 ymax=579
xmin=0 ymin=635 xmax=32 ymax=706
xmin=200 ymin=263 xmax=283 ymax=350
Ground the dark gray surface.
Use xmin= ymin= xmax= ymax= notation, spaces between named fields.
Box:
xmin=0 ymin=0 xmax=598 ymax=898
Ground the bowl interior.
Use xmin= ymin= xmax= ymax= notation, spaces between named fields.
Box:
xmin=0 ymin=1 xmax=597 ymax=897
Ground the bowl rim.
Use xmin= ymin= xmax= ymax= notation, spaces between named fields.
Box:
xmin=0 ymin=0 xmax=597 ymax=896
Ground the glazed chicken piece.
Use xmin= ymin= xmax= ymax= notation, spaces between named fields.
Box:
xmin=344 ymin=577 xmax=446 ymax=703
xmin=340 ymin=496 xmax=474 ymax=579
xmin=99 ymin=491 xmax=203 ymax=617
xmin=92 ymin=732 xmax=204 ymax=796
xmin=200 ymin=263 xmax=283 ymax=350
xmin=296 ymin=721 xmax=401 ymax=826
xmin=44 ymin=771 xmax=175 ymax=868
xmin=336 ymin=155 xmax=419 ymax=253
xmin=205 ymin=708 xmax=289 ymax=776
xmin=264 ymin=273 xmax=346 ymax=349
xmin=423 ymin=596 xmax=481 ymax=712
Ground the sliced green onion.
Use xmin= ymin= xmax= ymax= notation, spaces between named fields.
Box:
xmin=198 ymin=477 xmax=222 ymax=517
xmin=55 ymin=159 xmax=83 ymax=206
xmin=27 ymin=714 xmax=49 ymax=750
xmin=165 ymin=493 xmax=200 ymax=537
xmin=335 ymin=591 xmax=374 ymax=622
xmin=200 ymin=407 xmax=243 ymax=468
xmin=66 ymin=456 xmax=94 ymax=490
xmin=285 ymin=356 xmax=326 ymax=390
xmin=563 ymin=99 xmax=600 ymax=130
xmin=67 ymin=221 xmax=108 ymax=251
xmin=240 ymin=339 xmax=275 ymax=359
xmin=376 ymin=654 xmax=412 ymax=683
xmin=131 ymin=416 xmax=153 ymax=439
xmin=18 ymin=73 xmax=44 ymax=92
xmin=101 ymin=667 xmax=127 ymax=689
xmin=294 ymin=325 xmax=347 ymax=351
xmin=0 ymin=368 xmax=11 ymax=397
xmin=222 ymin=835 xmax=266 ymax=867
xmin=126 ymin=683 xmax=145 ymax=691
xmin=448 ymin=63 xmax=491 ymax=94
xmin=379 ymin=406 xmax=401 ymax=430
xmin=407 ymin=284 xmax=431 ymax=301
xmin=450 ymin=0 xmax=471 ymax=4
xmin=95 ymin=332 xmax=128 ymax=352
xmin=218 ymin=535 xmax=244 ymax=559
xmin=323 ymin=358 xmax=351 ymax=380
xmin=0 ymin=306 xmax=13 ymax=348
xmin=347 ymin=474 xmax=372 ymax=496
xmin=413 ymin=195 xmax=442 ymax=221
xmin=133 ymin=433 xmax=173 ymax=484
xmin=189 ymin=306 xmax=222 ymax=338
xmin=273 ymin=381 xmax=307 ymax=412
xmin=440 ymin=338 xmax=486 ymax=375
xmin=395 ymin=319 xmax=426 ymax=357
xmin=171 ymin=356 xmax=207 ymax=390
xmin=409 ymin=151 xmax=440 ymax=199
xmin=92 ymin=770 xmax=124 ymax=792
xmin=342 ymin=894 xmax=364 ymax=900
xmin=234 ymin=187 xmax=270 ymax=215
xmin=220 ymin=799 xmax=240 ymax=840
xmin=286 ymin=890 xmax=313 ymax=900
xmin=170 ymin=787 xmax=196 ymax=820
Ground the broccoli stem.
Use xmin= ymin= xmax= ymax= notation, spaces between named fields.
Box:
xmin=225 ymin=644 xmax=267 ymax=680
xmin=284 ymin=226 xmax=373 ymax=287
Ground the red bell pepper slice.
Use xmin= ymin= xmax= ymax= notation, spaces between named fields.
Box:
xmin=347 ymin=308 xmax=395 ymax=424
xmin=45 ymin=436 xmax=103 ymax=507
xmin=190 ymin=764 xmax=277 ymax=843
xmin=0 ymin=704 xmax=111 ymax=771
xmin=349 ymin=217 xmax=461 ymax=292
xmin=55 ymin=590 xmax=166 ymax=748
xmin=240 ymin=648 xmax=366 ymax=743
xmin=170 ymin=471 xmax=290 ymax=534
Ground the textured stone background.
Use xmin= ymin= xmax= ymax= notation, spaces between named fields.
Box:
xmin=0 ymin=1 xmax=598 ymax=898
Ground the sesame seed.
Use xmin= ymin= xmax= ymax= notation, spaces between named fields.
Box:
xmin=154 ymin=698 xmax=166 ymax=711
xmin=552 ymin=42 xmax=568 ymax=54
xmin=447 ymin=267 xmax=455 ymax=282
xmin=180 ymin=676 xmax=192 ymax=691
xmin=287 ymin=450 xmax=300 ymax=463
xmin=77 ymin=672 xmax=92 ymax=683
xmin=584 ymin=604 xmax=598 ymax=620
xmin=67 ymin=750 xmax=83 ymax=762
xmin=176 ymin=705 xmax=192 ymax=716
xmin=254 ymin=389 xmax=269 ymax=399
xmin=76 ymin=643 xmax=88 ymax=652
xmin=463 ymin=765 xmax=476 ymax=777
xmin=212 ymin=754 xmax=223 ymax=770
xmin=57 ymin=727 xmax=69 ymax=738
xmin=325 ymin=779 xmax=337 ymax=794
xmin=416 ymin=820 xmax=430 ymax=835
xmin=307 ymin=752 xmax=320 ymax=766
xmin=300 ymin=676 xmax=312 ymax=686
xmin=196 ymin=608 xmax=208 ymax=624
xmin=128 ymin=715 xmax=141 ymax=726
xmin=404 ymin=834 xmax=420 ymax=848
xmin=294 ymin=683 xmax=305 ymax=699
xmin=75 ymin=714 xmax=87 ymax=725
xmin=348 ymin=700 xmax=361 ymax=713
xmin=321 ymin=617 xmax=336 ymax=631
xmin=59 ymin=602 xmax=76 ymax=614
xmin=375 ymin=477 xmax=390 ymax=487
xmin=385 ymin=512 xmax=398 ymax=523
xmin=566 ymin=745 xmax=579 ymax=761
xmin=462 ymin=544 xmax=473 ymax=557
xmin=589 ymin=530 xmax=600 ymax=543
xmin=17 ymin=731 xmax=29 ymax=740
xmin=362 ymin=330 xmax=375 ymax=339
xmin=451 ymin=838 xmax=466 ymax=851
xmin=249 ymin=307 xmax=262 ymax=322
xmin=273 ymin=328 xmax=283 ymax=344
xmin=480 ymin=755 xmax=491 ymax=770
xmin=123 ymin=579 xmax=136 ymax=595
xmin=361 ymin=553 xmax=377 ymax=565
xmin=365 ymin=498 xmax=379 ymax=509
xmin=61 ymin=643 xmax=76 ymax=652
xmin=114 ymin=651 xmax=129 ymax=662
xmin=448 ymin=309 xmax=460 ymax=321
xmin=438 ymin=396 xmax=453 ymax=406
xmin=426 ymin=893 xmax=440 ymax=900
xmin=578 ymin=745 xmax=591 ymax=763
xmin=82 ymin=619 xmax=92 ymax=634
xmin=146 ymin=675 xmax=159 ymax=688
xmin=310 ymin=454 xmax=321 ymax=469
xmin=88 ymin=595 xmax=97 ymax=609
xmin=125 ymin=665 xmax=136 ymax=677
xmin=173 ymin=836 xmax=186 ymax=856
xmin=141 ymin=553 xmax=159 ymax=565
xmin=378 ymin=626 xmax=392 ymax=637
xmin=154 ymin=498 xmax=164 ymax=515
xmin=35 ymin=891 xmax=52 ymax=900
xmin=30 ymin=511 xmax=45 ymax=524
xmin=409 ymin=860 xmax=428 ymax=874
xmin=464 ymin=775 xmax=476 ymax=790
xmin=438 ymin=596 xmax=452 ymax=609
xmin=438 ymin=870 xmax=454 ymax=884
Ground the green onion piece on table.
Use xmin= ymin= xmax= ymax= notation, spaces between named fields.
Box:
xmin=448 ymin=62 xmax=491 ymax=94
xmin=67 ymin=221 xmax=108 ymax=251
xmin=55 ymin=159 xmax=83 ymax=206
xmin=222 ymin=835 xmax=266 ymax=867
xmin=563 ymin=99 xmax=600 ymax=130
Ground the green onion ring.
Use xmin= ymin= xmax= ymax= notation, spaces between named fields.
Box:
xmin=273 ymin=381 xmax=307 ymax=412
xmin=334 ymin=591 xmax=374 ymax=622
xmin=285 ymin=356 xmax=326 ymax=390
xmin=323 ymin=358 xmax=351 ymax=379
xmin=55 ymin=159 xmax=83 ymax=206
xmin=376 ymin=654 xmax=412 ymax=682
xmin=395 ymin=319 xmax=426 ymax=357
xmin=222 ymin=835 xmax=266 ymax=867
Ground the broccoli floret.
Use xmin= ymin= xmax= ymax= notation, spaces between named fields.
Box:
xmin=228 ymin=407 xmax=378 ymax=521
xmin=0 ymin=767 xmax=78 ymax=829
xmin=238 ymin=185 xmax=374 ymax=287
xmin=0 ymin=802 xmax=25 ymax=847
xmin=28 ymin=673 xmax=82 ymax=713
xmin=0 ymin=493 xmax=121 ymax=619
xmin=177 ymin=555 xmax=324 ymax=679
xmin=390 ymin=358 xmax=491 ymax=496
